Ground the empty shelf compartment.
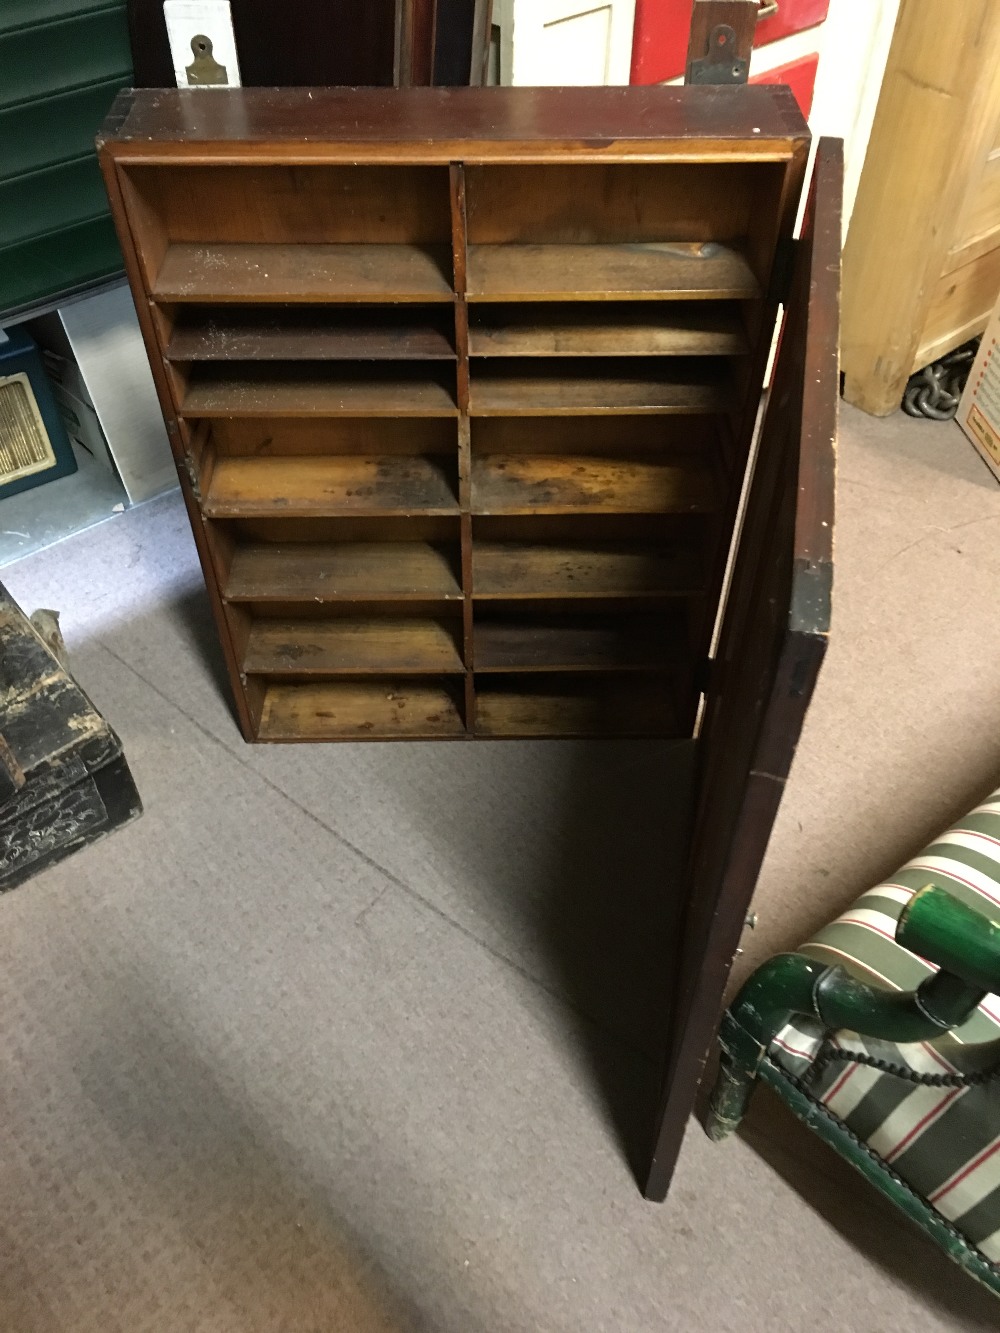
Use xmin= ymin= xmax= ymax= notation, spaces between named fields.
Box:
xmin=468 ymin=358 xmax=732 ymax=415
xmin=180 ymin=364 xmax=457 ymax=417
xmin=244 ymin=617 xmax=464 ymax=675
xmin=167 ymin=306 xmax=457 ymax=361
xmin=225 ymin=542 xmax=463 ymax=602
xmin=204 ymin=456 xmax=460 ymax=518
xmin=154 ymin=242 xmax=455 ymax=303
xmin=474 ymin=676 xmax=679 ymax=738
xmin=468 ymin=303 xmax=748 ymax=358
xmin=473 ymin=613 xmax=681 ymax=673
xmin=473 ymin=541 xmax=705 ymax=599
xmin=257 ymin=679 xmax=466 ymax=740
xmin=466 ymin=242 xmax=758 ymax=302
xmin=471 ymin=454 xmax=716 ymax=515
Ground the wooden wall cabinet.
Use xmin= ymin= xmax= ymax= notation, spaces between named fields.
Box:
xmin=98 ymin=87 xmax=840 ymax=1196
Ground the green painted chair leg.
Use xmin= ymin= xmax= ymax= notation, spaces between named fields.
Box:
xmin=705 ymin=1034 xmax=757 ymax=1142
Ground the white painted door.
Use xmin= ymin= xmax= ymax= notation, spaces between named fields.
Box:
xmin=494 ymin=0 xmax=637 ymax=87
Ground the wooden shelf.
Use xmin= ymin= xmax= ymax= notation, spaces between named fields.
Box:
xmin=468 ymin=359 xmax=731 ymax=416
xmin=167 ymin=307 xmax=456 ymax=362
xmin=103 ymin=87 xmax=816 ymax=748
xmin=473 ymin=615 xmax=677 ymax=672
xmin=225 ymin=542 xmax=463 ymax=603
xmin=473 ymin=542 xmax=705 ymax=599
xmin=466 ymin=242 xmax=758 ymax=302
xmin=468 ymin=303 xmax=747 ymax=358
xmin=180 ymin=365 xmax=457 ymax=418
xmin=471 ymin=455 xmax=716 ymax=515
xmin=474 ymin=677 xmax=678 ymax=738
xmin=154 ymin=243 xmax=455 ymax=303
xmin=244 ymin=618 xmax=464 ymax=675
xmin=258 ymin=680 xmax=466 ymax=740
xmin=204 ymin=457 xmax=459 ymax=519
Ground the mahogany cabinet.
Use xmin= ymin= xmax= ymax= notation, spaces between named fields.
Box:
xmin=98 ymin=86 xmax=840 ymax=1197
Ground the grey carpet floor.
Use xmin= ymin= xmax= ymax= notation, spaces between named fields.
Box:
xmin=1 ymin=403 xmax=999 ymax=1331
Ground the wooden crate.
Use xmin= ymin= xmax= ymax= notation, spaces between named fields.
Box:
xmin=98 ymin=86 xmax=840 ymax=1197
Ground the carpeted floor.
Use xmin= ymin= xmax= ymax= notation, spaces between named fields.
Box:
xmin=1 ymin=402 xmax=999 ymax=1331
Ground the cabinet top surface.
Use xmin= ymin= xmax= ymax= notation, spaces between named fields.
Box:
xmin=99 ymin=85 xmax=808 ymax=160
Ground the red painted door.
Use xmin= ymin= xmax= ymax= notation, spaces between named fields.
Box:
xmin=751 ymin=52 xmax=819 ymax=117
xmin=631 ymin=0 xmax=829 ymax=85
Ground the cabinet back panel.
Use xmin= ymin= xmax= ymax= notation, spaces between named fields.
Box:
xmin=123 ymin=164 xmax=453 ymax=246
xmin=470 ymin=415 xmax=717 ymax=455
xmin=464 ymin=164 xmax=758 ymax=244
xmin=222 ymin=516 xmax=460 ymax=544
xmin=209 ymin=417 xmax=458 ymax=457
xmin=243 ymin=602 xmax=466 ymax=623
xmin=472 ymin=513 xmax=706 ymax=544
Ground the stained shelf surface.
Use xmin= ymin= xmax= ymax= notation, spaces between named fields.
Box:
xmin=154 ymin=243 xmax=455 ymax=303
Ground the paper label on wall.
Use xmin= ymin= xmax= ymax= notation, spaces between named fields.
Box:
xmin=957 ymin=299 xmax=1000 ymax=486
xmin=164 ymin=0 xmax=242 ymax=88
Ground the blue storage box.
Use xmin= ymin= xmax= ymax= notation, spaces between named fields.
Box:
xmin=0 ymin=325 xmax=78 ymax=500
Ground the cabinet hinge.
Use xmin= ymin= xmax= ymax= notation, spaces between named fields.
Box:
xmin=769 ymin=237 xmax=798 ymax=306
xmin=695 ymin=656 xmax=716 ymax=696
xmin=686 ymin=23 xmax=750 ymax=85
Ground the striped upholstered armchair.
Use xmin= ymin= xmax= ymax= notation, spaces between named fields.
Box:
xmin=708 ymin=786 xmax=1000 ymax=1297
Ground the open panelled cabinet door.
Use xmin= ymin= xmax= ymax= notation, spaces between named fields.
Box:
xmin=644 ymin=138 xmax=843 ymax=1201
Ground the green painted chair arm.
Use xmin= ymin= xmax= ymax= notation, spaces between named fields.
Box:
xmin=898 ymin=884 xmax=1000 ymax=995
xmin=723 ymin=884 xmax=1000 ymax=1070
xmin=708 ymin=884 xmax=1000 ymax=1143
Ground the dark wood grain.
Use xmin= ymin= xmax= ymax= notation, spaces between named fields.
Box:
xmin=644 ymin=139 xmax=842 ymax=1202
xmin=100 ymin=85 xmax=809 ymax=158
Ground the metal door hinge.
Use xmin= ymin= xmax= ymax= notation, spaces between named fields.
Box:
xmin=695 ymin=656 xmax=716 ymax=695
xmin=687 ymin=24 xmax=750 ymax=85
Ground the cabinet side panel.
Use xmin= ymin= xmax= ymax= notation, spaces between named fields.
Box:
xmin=98 ymin=144 xmax=256 ymax=739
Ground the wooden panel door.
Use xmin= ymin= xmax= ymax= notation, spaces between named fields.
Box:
xmin=643 ymin=138 xmax=842 ymax=1201
xmin=495 ymin=0 xmax=637 ymax=86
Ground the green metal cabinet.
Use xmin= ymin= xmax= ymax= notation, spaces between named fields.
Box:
xmin=0 ymin=0 xmax=132 ymax=318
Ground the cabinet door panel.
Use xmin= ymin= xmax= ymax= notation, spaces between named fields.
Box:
xmin=643 ymin=138 xmax=842 ymax=1201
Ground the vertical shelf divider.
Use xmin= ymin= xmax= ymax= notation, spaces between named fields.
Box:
xmin=451 ymin=161 xmax=476 ymax=733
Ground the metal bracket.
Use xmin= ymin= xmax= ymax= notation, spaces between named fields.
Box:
xmin=687 ymin=23 xmax=749 ymax=85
